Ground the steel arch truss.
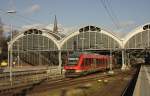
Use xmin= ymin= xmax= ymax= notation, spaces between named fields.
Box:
xmin=60 ymin=25 xmax=122 ymax=51
xmin=8 ymin=29 xmax=60 ymax=66
xmin=124 ymin=24 xmax=150 ymax=49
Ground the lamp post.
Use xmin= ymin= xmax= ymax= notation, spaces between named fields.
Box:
xmin=7 ymin=10 xmax=16 ymax=86
xmin=17 ymin=40 xmax=20 ymax=67
xmin=58 ymin=50 xmax=62 ymax=74
xmin=8 ymin=24 xmax=13 ymax=86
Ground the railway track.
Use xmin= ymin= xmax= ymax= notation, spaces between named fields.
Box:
xmin=0 ymin=67 xmax=138 ymax=96
xmin=0 ymin=70 xmax=113 ymax=96
xmin=90 ymin=65 xmax=141 ymax=96
xmin=26 ymin=69 xmax=130 ymax=95
xmin=0 ymin=69 xmax=47 ymax=79
xmin=0 ymin=68 xmax=62 ymax=96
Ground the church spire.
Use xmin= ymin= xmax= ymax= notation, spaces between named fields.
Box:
xmin=53 ymin=15 xmax=58 ymax=33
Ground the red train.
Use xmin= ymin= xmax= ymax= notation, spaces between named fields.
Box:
xmin=64 ymin=52 xmax=115 ymax=77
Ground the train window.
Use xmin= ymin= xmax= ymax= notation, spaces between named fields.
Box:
xmin=99 ymin=58 xmax=102 ymax=65
xmin=93 ymin=59 xmax=96 ymax=65
xmin=96 ymin=59 xmax=100 ymax=65
xmin=84 ymin=59 xmax=88 ymax=66
xmin=81 ymin=58 xmax=92 ymax=66
xmin=67 ymin=58 xmax=78 ymax=66
xmin=88 ymin=58 xmax=92 ymax=66
xmin=103 ymin=58 xmax=105 ymax=65
xmin=102 ymin=59 xmax=104 ymax=64
xmin=106 ymin=59 xmax=109 ymax=65
xmin=106 ymin=59 xmax=108 ymax=64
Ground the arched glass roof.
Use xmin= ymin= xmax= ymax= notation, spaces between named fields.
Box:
xmin=9 ymin=29 xmax=60 ymax=50
xmin=9 ymin=29 xmax=60 ymax=66
xmin=124 ymin=24 xmax=150 ymax=49
xmin=10 ymin=24 xmax=150 ymax=51
xmin=60 ymin=25 xmax=122 ymax=51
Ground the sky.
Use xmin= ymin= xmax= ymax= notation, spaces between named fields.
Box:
xmin=0 ymin=0 xmax=150 ymax=37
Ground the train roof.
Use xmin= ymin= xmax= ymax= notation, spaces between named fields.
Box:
xmin=81 ymin=54 xmax=110 ymax=58
xmin=69 ymin=51 xmax=110 ymax=58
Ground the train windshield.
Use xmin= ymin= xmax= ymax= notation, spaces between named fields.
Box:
xmin=67 ymin=58 xmax=79 ymax=66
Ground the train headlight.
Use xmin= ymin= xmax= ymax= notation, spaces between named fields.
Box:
xmin=75 ymin=70 xmax=82 ymax=73
xmin=62 ymin=69 xmax=66 ymax=72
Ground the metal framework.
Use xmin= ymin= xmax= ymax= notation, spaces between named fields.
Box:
xmin=8 ymin=24 xmax=150 ymax=73
xmin=124 ymin=24 xmax=150 ymax=49
xmin=122 ymin=24 xmax=150 ymax=69
xmin=8 ymin=29 xmax=60 ymax=69
xmin=60 ymin=26 xmax=122 ymax=50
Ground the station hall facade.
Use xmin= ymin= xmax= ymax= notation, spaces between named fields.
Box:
xmin=7 ymin=21 xmax=150 ymax=72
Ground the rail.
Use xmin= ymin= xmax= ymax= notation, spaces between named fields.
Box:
xmin=121 ymin=64 xmax=141 ymax=96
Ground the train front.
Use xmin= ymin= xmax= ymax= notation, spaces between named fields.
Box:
xmin=63 ymin=53 xmax=81 ymax=77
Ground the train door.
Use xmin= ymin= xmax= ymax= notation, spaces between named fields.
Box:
xmin=106 ymin=57 xmax=110 ymax=69
xmin=93 ymin=58 xmax=97 ymax=69
xmin=96 ymin=58 xmax=100 ymax=67
xmin=80 ymin=57 xmax=85 ymax=68
xmin=102 ymin=57 xmax=105 ymax=69
xmin=81 ymin=58 xmax=92 ymax=71
xmin=112 ymin=56 xmax=116 ymax=68
xmin=85 ymin=58 xmax=92 ymax=69
xmin=102 ymin=57 xmax=108 ymax=69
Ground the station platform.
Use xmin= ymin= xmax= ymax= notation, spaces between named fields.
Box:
xmin=133 ymin=65 xmax=150 ymax=96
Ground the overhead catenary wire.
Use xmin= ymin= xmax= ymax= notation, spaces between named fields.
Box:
xmin=0 ymin=8 xmax=46 ymax=25
xmin=101 ymin=0 xmax=119 ymax=29
xmin=3 ymin=23 xmax=23 ymax=31
xmin=1 ymin=0 xmax=47 ymax=26
xmin=7 ymin=0 xmax=47 ymax=25
xmin=0 ymin=10 xmax=33 ymax=30
xmin=105 ymin=0 xmax=120 ymax=28
xmin=15 ymin=13 xmax=47 ymax=25
xmin=0 ymin=9 xmax=47 ymax=31
xmin=0 ymin=10 xmax=44 ymax=35
xmin=99 ymin=0 xmax=120 ymax=29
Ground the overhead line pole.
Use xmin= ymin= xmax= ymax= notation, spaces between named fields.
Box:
xmin=7 ymin=3 xmax=16 ymax=86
